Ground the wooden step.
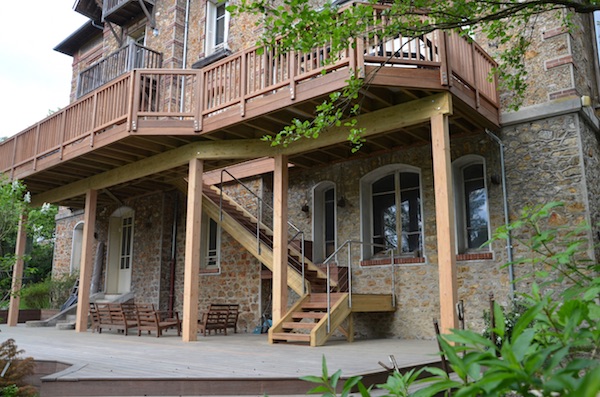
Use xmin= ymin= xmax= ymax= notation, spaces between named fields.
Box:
xmin=271 ymin=332 xmax=311 ymax=343
xmin=291 ymin=312 xmax=325 ymax=320
xmin=282 ymin=322 xmax=316 ymax=330
xmin=301 ymin=302 xmax=328 ymax=310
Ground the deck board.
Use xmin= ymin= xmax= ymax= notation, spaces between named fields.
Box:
xmin=2 ymin=324 xmax=439 ymax=395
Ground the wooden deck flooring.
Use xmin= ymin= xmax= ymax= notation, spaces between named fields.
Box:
xmin=1 ymin=324 xmax=440 ymax=396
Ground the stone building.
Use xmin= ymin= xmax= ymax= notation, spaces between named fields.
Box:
xmin=2 ymin=0 xmax=599 ymax=345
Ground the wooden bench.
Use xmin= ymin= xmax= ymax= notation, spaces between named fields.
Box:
xmin=92 ymin=302 xmax=138 ymax=335
xmin=135 ymin=304 xmax=181 ymax=338
xmin=198 ymin=303 xmax=239 ymax=336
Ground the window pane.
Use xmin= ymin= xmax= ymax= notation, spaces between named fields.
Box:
xmin=399 ymin=173 xmax=421 ymax=253
xmin=372 ymin=191 xmax=397 ymax=253
xmin=463 ymin=164 xmax=489 ymax=249
xmin=372 ymin=174 xmax=394 ymax=194
xmin=215 ymin=3 xmax=226 ymax=45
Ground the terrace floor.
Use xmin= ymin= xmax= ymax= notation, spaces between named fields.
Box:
xmin=0 ymin=324 xmax=440 ymax=396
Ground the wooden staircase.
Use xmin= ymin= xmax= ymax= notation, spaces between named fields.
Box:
xmin=198 ymin=182 xmax=395 ymax=346
xmin=201 ymin=184 xmax=333 ymax=295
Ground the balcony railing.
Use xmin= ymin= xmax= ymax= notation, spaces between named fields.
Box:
xmin=0 ymin=6 xmax=499 ymax=181
xmin=77 ymin=43 xmax=163 ymax=98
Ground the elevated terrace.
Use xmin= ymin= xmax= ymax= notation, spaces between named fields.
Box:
xmin=0 ymin=6 xmax=499 ymax=208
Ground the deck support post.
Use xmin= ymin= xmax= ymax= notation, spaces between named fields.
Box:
xmin=7 ymin=214 xmax=27 ymax=326
xmin=182 ymin=158 xmax=203 ymax=342
xmin=76 ymin=189 xmax=98 ymax=332
xmin=431 ymin=112 xmax=459 ymax=334
xmin=271 ymin=154 xmax=289 ymax=326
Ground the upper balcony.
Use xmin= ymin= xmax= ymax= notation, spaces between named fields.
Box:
xmin=103 ymin=0 xmax=155 ymax=25
xmin=77 ymin=43 xmax=163 ymax=98
xmin=0 ymin=5 xmax=500 ymax=207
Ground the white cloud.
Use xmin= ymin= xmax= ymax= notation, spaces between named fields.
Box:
xmin=0 ymin=1 xmax=87 ymax=137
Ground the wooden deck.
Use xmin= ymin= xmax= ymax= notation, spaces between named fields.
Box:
xmin=2 ymin=324 xmax=440 ymax=396
xmin=0 ymin=4 xmax=499 ymax=209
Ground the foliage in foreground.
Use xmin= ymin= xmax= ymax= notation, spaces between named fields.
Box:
xmin=302 ymin=202 xmax=600 ymax=396
xmin=0 ymin=339 xmax=36 ymax=397
xmin=0 ymin=175 xmax=58 ymax=307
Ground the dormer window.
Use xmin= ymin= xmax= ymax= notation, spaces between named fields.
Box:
xmin=205 ymin=0 xmax=229 ymax=56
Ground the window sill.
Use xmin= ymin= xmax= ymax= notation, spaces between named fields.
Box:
xmin=200 ymin=267 xmax=220 ymax=274
xmin=456 ymin=252 xmax=493 ymax=261
xmin=361 ymin=257 xmax=426 ymax=266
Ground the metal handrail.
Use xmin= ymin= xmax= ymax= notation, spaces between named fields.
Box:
xmin=219 ymin=170 xmax=308 ymax=294
xmin=322 ymin=240 xmax=396 ymax=333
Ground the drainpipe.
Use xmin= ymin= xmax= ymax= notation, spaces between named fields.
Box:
xmin=485 ymin=129 xmax=515 ymax=300
xmin=179 ymin=0 xmax=191 ymax=112
xmin=168 ymin=193 xmax=179 ymax=316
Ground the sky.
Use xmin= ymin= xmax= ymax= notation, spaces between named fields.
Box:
xmin=0 ymin=1 xmax=88 ymax=138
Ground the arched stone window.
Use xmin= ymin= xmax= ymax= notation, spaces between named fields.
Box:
xmin=360 ymin=165 xmax=423 ymax=260
xmin=312 ymin=181 xmax=336 ymax=263
xmin=70 ymin=221 xmax=84 ymax=275
xmin=453 ymin=155 xmax=490 ymax=253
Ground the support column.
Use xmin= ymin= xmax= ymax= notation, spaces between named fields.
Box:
xmin=431 ymin=113 xmax=459 ymax=334
xmin=272 ymin=154 xmax=289 ymax=324
xmin=76 ymin=189 xmax=97 ymax=332
xmin=7 ymin=214 xmax=27 ymax=326
xmin=182 ymin=158 xmax=203 ymax=342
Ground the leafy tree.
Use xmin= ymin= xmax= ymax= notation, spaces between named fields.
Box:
xmin=0 ymin=175 xmax=58 ymax=306
xmin=230 ymin=0 xmax=600 ymax=148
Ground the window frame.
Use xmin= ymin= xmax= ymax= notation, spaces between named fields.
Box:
xmin=200 ymin=215 xmax=221 ymax=271
xmin=360 ymin=164 xmax=424 ymax=260
xmin=205 ymin=0 xmax=230 ymax=56
xmin=452 ymin=155 xmax=491 ymax=253
xmin=312 ymin=181 xmax=337 ymax=263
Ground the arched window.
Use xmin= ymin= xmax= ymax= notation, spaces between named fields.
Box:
xmin=70 ymin=222 xmax=84 ymax=275
xmin=453 ymin=155 xmax=490 ymax=253
xmin=312 ymin=181 xmax=336 ymax=263
xmin=360 ymin=165 xmax=423 ymax=259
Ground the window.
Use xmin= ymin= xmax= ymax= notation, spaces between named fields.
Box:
xmin=312 ymin=182 xmax=336 ymax=263
xmin=360 ymin=165 xmax=423 ymax=259
xmin=453 ymin=156 xmax=490 ymax=253
xmin=201 ymin=216 xmax=220 ymax=269
xmin=205 ymin=0 xmax=229 ymax=55
xmin=70 ymin=222 xmax=84 ymax=275
xmin=120 ymin=215 xmax=134 ymax=271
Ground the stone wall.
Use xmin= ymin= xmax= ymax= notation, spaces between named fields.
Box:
xmin=52 ymin=208 xmax=85 ymax=277
xmin=286 ymin=134 xmax=512 ymax=338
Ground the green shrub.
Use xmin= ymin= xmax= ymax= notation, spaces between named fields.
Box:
xmin=18 ymin=279 xmax=51 ymax=309
xmin=18 ymin=273 xmax=78 ymax=310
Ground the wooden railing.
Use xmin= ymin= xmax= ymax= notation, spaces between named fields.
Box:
xmin=0 ymin=11 xmax=499 ymax=180
xmin=77 ymin=43 xmax=163 ymax=98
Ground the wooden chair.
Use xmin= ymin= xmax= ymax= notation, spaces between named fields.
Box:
xmin=198 ymin=309 xmax=229 ymax=336
xmin=135 ymin=304 xmax=181 ymax=337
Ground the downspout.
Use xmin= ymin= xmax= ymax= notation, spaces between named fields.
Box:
xmin=485 ymin=129 xmax=515 ymax=299
xmin=168 ymin=193 xmax=179 ymax=317
xmin=179 ymin=0 xmax=191 ymax=112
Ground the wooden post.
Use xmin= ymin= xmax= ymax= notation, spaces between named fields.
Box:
xmin=75 ymin=189 xmax=97 ymax=332
xmin=182 ymin=158 xmax=203 ymax=342
xmin=431 ymin=113 xmax=458 ymax=334
xmin=7 ymin=214 xmax=27 ymax=326
xmin=272 ymin=154 xmax=289 ymax=324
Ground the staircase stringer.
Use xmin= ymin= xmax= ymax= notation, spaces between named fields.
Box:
xmin=207 ymin=185 xmax=334 ymax=287
xmin=267 ymin=294 xmax=311 ymax=343
xmin=310 ymin=293 xmax=351 ymax=347
xmin=202 ymin=193 xmax=306 ymax=295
